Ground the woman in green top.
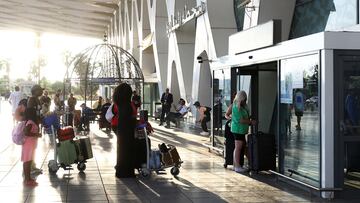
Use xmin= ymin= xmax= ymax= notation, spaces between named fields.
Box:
xmin=225 ymin=90 xmax=255 ymax=173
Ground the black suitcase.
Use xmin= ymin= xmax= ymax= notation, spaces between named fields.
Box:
xmin=224 ymin=120 xmax=234 ymax=168
xmin=345 ymin=142 xmax=360 ymax=172
xmin=134 ymin=137 xmax=151 ymax=168
xmin=247 ymin=128 xmax=276 ymax=172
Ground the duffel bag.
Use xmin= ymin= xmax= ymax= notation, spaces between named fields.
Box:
xmin=57 ymin=126 xmax=75 ymax=141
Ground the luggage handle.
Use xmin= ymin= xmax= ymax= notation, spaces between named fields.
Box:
xmin=250 ymin=123 xmax=258 ymax=134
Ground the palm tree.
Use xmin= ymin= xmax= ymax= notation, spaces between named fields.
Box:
xmin=0 ymin=59 xmax=10 ymax=94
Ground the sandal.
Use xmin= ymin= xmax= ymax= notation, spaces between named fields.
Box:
xmin=24 ymin=179 xmax=38 ymax=187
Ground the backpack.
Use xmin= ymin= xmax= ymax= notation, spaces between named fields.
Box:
xmin=12 ymin=121 xmax=27 ymax=145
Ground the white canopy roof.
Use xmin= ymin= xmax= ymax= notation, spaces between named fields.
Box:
xmin=0 ymin=0 xmax=119 ymax=38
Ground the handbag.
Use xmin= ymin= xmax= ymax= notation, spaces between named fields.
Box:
xmin=105 ymin=104 xmax=114 ymax=123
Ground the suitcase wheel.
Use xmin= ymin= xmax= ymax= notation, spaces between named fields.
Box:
xmin=48 ymin=160 xmax=59 ymax=173
xmin=140 ymin=168 xmax=150 ymax=178
xmin=77 ymin=162 xmax=86 ymax=172
xmin=170 ymin=167 xmax=180 ymax=176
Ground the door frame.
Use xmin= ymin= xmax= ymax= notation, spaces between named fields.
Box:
xmin=334 ymin=50 xmax=360 ymax=188
xmin=231 ymin=67 xmax=259 ymax=120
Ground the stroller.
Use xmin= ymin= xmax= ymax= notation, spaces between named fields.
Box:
xmin=43 ymin=114 xmax=93 ymax=173
xmin=135 ymin=122 xmax=183 ymax=177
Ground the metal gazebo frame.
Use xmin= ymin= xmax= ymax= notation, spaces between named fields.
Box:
xmin=64 ymin=43 xmax=144 ymax=106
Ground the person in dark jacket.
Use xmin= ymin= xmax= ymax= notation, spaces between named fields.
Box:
xmin=159 ymin=88 xmax=173 ymax=125
xmin=113 ymin=83 xmax=136 ymax=178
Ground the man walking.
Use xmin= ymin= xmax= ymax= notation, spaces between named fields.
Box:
xmin=160 ymin=88 xmax=173 ymax=126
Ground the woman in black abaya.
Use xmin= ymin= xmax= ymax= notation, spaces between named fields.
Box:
xmin=113 ymin=83 xmax=136 ymax=178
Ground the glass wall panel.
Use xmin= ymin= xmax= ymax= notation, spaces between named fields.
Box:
xmin=279 ymin=54 xmax=320 ymax=186
xmin=213 ymin=68 xmax=231 ymax=147
xmin=290 ymin=0 xmax=358 ymax=39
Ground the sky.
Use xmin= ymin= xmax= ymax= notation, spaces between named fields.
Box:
xmin=0 ymin=30 xmax=101 ymax=82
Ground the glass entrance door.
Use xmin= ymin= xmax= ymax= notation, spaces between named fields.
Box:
xmin=335 ymin=52 xmax=360 ymax=190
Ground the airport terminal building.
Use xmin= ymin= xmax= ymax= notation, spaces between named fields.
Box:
xmin=105 ymin=0 xmax=360 ymax=198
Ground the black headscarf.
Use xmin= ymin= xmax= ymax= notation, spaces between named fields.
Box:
xmin=113 ymin=83 xmax=134 ymax=134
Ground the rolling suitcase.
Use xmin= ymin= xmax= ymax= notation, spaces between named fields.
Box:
xmin=247 ymin=126 xmax=276 ymax=172
xmin=224 ymin=120 xmax=234 ymax=168
xmin=74 ymin=136 xmax=93 ymax=161
xmin=57 ymin=140 xmax=78 ymax=165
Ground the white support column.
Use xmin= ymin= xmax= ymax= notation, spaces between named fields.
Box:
xmin=321 ymin=49 xmax=335 ymax=199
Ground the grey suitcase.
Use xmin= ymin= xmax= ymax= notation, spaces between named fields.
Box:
xmin=74 ymin=136 xmax=93 ymax=161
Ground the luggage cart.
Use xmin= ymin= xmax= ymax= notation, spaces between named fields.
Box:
xmin=47 ymin=125 xmax=90 ymax=173
xmin=136 ymin=124 xmax=183 ymax=177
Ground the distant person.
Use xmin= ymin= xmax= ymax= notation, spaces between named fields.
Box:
xmin=8 ymin=86 xmax=25 ymax=122
xmin=80 ymin=103 xmax=93 ymax=131
xmin=294 ymin=89 xmax=304 ymax=130
xmin=345 ymin=88 xmax=359 ymax=126
xmin=194 ymin=101 xmax=211 ymax=136
xmin=132 ymin=90 xmax=141 ymax=109
xmin=165 ymin=98 xmax=188 ymax=128
xmin=286 ymin=104 xmax=293 ymax=134
xmin=160 ymin=88 xmax=173 ymax=126
xmin=53 ymin=90 xmax=62 ymax=111
xmin=67 ymin=93 xmax=77 ymax=126
xmin=22 ymin=108 xmax=42 ymax=187
xmin=92 ymin=96 xmax=103 ymax=111
xmin=40 ymin=90 xmax=51 ymax=115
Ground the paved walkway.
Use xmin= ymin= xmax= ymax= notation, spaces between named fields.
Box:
xmin=0 ymin=101 xmax=356 ymax=202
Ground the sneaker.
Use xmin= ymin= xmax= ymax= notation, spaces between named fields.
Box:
xmin=234 ymin=166 xmax=247 ymax=173
xmin=200 ymin=131 xmax=209 ymax=136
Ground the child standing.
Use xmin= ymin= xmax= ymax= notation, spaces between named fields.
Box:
xmin=22 ymin=108 xmax=41 ymax=186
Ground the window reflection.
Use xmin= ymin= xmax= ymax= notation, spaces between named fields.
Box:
xmin=213 ymin=68 xmax=231 ymax=147
xmin=290 ymin=0 xmax=357 ymax=39
xmin=280 ymin=54 xmax=320 ymax=186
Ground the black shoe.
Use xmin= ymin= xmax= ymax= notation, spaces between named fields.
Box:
xmin=159 ymin=123 xmax=163 ymax=126
xmin=165 ymin=125 xmax=170 ymax=129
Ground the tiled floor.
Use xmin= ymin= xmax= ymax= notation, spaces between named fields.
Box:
xmin=0 ymin=101 xmax=357 ymax=202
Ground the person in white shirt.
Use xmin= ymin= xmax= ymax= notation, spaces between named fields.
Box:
xmin=165 ymin=98 xmax=188 ymax=128
xmin=8 ymin=86 xmax=25 ymax=121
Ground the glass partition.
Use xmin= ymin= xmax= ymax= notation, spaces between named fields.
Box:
xmin=213 ymin=68 xmax=231 ymax=147
xmin=279 ymin=53 xmax=320 ymax=186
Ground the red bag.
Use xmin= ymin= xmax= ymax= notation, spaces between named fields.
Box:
xmin=57 ymin=126 xmax=75 ymax=141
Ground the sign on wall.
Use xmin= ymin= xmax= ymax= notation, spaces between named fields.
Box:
xmin=166 ymin=2 xmax=206 ymax=34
